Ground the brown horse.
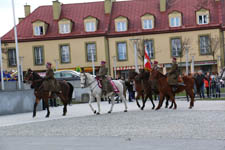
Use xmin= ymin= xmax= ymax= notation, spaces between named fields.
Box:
xmin=149 ymin=69 xmax=195 ymax=110
xmin=24 ymin=69 xmax=74 ymax=118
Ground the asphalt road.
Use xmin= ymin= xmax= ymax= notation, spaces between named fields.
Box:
xmin=0 ymin=100 xmax=225 ymax=150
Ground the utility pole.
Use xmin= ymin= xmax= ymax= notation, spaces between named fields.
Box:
xmin=91 ymin=48 xmax=95 ymax=75
xmin=12 ymin=0 xmax=21 ymax=89
xmin=185 ymin=47 xmax=189 ymax=75
xmin=113 ymin=56 xmax=117 ymax=79
xmin=0 ymin=39 xmax=4 ymax=90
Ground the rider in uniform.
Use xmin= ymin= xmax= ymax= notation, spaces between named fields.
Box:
xmin=167 ymin=57 xmax=180 ymax=92
xmin=153 ymin=61 xmax=159 ymax=71
xmin=97 ymin=61 xmax=114 ymax=96
xmin=42 ymin=62 xmax=61 ymax=97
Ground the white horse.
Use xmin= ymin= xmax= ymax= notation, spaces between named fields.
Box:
xmin=220 ymin=68 xmax=225 ymax=80
xmin=80 ymin=72 xmax=128 ymax=115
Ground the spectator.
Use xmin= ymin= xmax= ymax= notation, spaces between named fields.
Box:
xmin=195 ymin=70 xmax=205 ymax=99
xmin=215 ymin=73 xmax=221 ymax=98
xmin=125 ymin=80 xmax=135 ymax=102
xmin=204 ymin=72 xmax=211 ymax=98
xmin=211 ymin=75 xmax=216 ymax=97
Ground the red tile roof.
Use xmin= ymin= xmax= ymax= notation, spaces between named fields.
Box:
xmin=2 ymin=0 xmax=224 ymax=42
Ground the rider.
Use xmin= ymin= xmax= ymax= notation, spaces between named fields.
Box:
xmin=153 ymin=61 xmax=159 ymax=71
xmin=42 ymin=62 xmax=61 ymax=97
xmin=97 ymin=61 xmax=114 ymax=96
xmin=167 ymin=57 xmax=181 ymax=92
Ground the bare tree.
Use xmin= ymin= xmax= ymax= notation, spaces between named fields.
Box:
xmin=210 ymin=36 xmax=220 ymax=61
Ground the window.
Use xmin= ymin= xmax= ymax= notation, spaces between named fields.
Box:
xmin=199 ymin=35 xmax=210 ymax=55
xmin=34 ymin=26 xmax=44 ymax=36
xmin=86 ymin=43 xmax=96 ymax=62
xmin=171 ymin=38 xmax=182 ymax=57
xmin=198 ymin=15 xmax=209 ymax=24
xmin=59 ymin=24 xmax=70 ymax=34
xmin=60 ymin=45 xmax=70 ymax=63
xmin=170 ymin=17 xmax=181 ymax=27
xmin=117 ymin=42 xmax=127 ymax=61
xmin=143 ymin=19 xmax=153 ymax=29
xmin=116 ymin=22 xmax=127 ymax=32
xmin=85 ymin=22 xmax=95 ymax=32
xmin=144 ymin=40 xmax=154 ymax=58
xmin=8 ymin=48 xmax=17 ymax=66
xmin=34 ymin=46 xmax=44 ymax=65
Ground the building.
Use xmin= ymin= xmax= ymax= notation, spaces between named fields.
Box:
xmin=1 ymin=0 xmax=225 ymax=78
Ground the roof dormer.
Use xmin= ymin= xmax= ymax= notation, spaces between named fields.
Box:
xmin=32 ymin=20 xmax=48 ymax=36
xmin=58 ymin=18 xmax=73 ymax=34
xmin=114 ymin=16 xmax=128 ymax=32
xmin=141 ymin=13 xmax=155 ymax=30
xmin=196 ymin=8 xmax=210 ymax=25
xmin=84 ymin=16 xmax=98 ymax=32
xmin=168 ymin=11 xmax=182 ymax=27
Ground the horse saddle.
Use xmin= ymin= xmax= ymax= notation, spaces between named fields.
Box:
xmin=96 ymin=77 xmax=119 ymax=93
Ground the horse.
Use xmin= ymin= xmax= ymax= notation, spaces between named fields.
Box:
xmin=24 ymin=69 xmax=74 ymax=118
xmin=149 ymin=69 xmax=195 ymax=110
xmin=128 ymin=71 xmax=155 ymax=110
xmin=80 ymin=72 xmax=127 ymax=115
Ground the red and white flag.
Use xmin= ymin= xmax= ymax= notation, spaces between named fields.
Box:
xmin=144 ymin=45 xmax=151 ymax=71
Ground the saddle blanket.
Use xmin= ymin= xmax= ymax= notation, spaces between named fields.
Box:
xmin=96 ymin=78 xmax=119 ymax=93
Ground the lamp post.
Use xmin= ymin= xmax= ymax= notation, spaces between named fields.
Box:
xmin=54 ymin=59 xmax=59 ymax=70
xmin=130 ymin=38 xmax=140 ymax=73
xmin=0 ymin=39 xmax=4 ymax=90
xmin=19 ymin=56 xmax=24 ymax=83
xmin=191 ymin=55 xmax=195 ymax=74
xmin=112 ymin=56 xmax=117 ymax=79
xmin=185 ymin=46 xmax=189 ymax=75
xmin=12 ymin=0 xmax=21 ymax=89
xmin=91 ymin=48 xmax=95 ymax=75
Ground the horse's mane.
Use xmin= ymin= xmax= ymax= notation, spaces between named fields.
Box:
xmin=154 ymin=70 xmax=166 ymax=78
xmin=33 ymin=71 xmax=43 ymax=80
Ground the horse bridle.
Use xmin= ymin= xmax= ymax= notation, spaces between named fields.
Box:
xmin=81 ymin=73 xmax=97 ymax=89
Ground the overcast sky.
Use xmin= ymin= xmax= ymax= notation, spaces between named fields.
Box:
xmin=0 ymin=0 xmax=123 ymax=37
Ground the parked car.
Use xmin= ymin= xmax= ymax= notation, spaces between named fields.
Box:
xmin=54 ymin=70 xmax=80 ymax=81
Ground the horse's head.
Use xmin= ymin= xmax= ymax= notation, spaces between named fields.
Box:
xmin=24 ymin=68 xmax=34 ymax=83
xmin=128 ymin=71 xmax=138 ymax=81
xmin=150 ymin=69 xmax=165 ymax=80
xmin=80 ymin=72 xmax=88 ymax=88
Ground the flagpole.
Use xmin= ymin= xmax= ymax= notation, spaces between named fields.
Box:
xmin=11 ymin=0 xmax=21 ymax=89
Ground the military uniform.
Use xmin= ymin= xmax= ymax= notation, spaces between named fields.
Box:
xmin=167 ymin=62 xmax=179 ymax=86
xmin=97 ymin=65 xmax=114 ymax=95
xmin=42 ymin=68 xmax=61 ymax=92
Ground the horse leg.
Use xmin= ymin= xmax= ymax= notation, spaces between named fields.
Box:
xmin=89 ymin=94 xmax=96 ymax=114
xmin=33 ymin=97 xmax=40 ymax=118
xmin=165 ymin=96 xmax=169 ymax=108
xmin=155 ymin=93 xmax=164 ymax=110
xmin=187 ymin=89 xmax=195 ymax=109
xmin=96 ymin=96 xmax=101 ymax=115
xmin=135 ymin=92 xmax=141 ymax=108
xmin=58 ymin=93 xmax=67 ymax=116
xmin=43 ymin=97 xmax=50 ymax=118
xmin=140 ymin=93 xmax=145 ymax=110
xmin=169 ymin=93 xmax=177 ymax=110
xmin=148 ymin=94 xmax=155 ymax=110
xmin=108 ymin=95 xmax=115 ymax=114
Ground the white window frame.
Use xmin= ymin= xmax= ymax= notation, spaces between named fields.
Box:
xmin=8 ymin=48 xmax=17 ymax=66
xmin=171 ymin=38 xmax=182 ymax=57
xmin=60 ymin=45 xmax=70 ymax=63
xmin=117 ymin=42 xmax=127 ymax=61
xmin=144 ymin=40 xmax=154 ymax=58
xmin=87 ymin=43 xmax=97 ymax=62
xmin=200 ymin=35 xmax=210 ymax=55
xmin=170 ymin=17 xmax=181 ymax=27
xmin=143 ymin=19 xmax=153 ymax=29
xmin=85 ymin=22 xmax=96 ymax=32
xmin=198 ymin=15 xmax=209 ymax=25
xmin=59 ymin=24 xmax=70 ymax=34
xmin=116 ymin=22 xmax=127 ymax=32
xmin=34 ymin=26 xmax=44 ymax=36
xmin=34 ymin=47 xmax=44 ymax=65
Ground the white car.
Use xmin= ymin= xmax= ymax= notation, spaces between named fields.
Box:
xmin=54 ymin=70 xmax=80 ymax=81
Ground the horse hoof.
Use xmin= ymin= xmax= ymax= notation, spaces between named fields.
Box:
xmin=124 ymin=110 xmax=128 ymax=112
xmin=152 ymin=107 xmax=155 ymax=110
xmin=62 ymin=113 xmax=66 ymax=116
xmin=45 ymin=115 xmax=49 ymax=118
xmin=94 ymin=110 xmax=97 ymax=114
xmin=155 ymin=108 xmax=160 ymax=111
xmin=189 ymin=107 xmax=192 ymax=109
xmin=96 ymin=112 xmax=100 ymax=115
xmin=140 ymin=107 xmax=144 ymax=111
xmin=108 ymin=111 xmax=111 ymax=114
xmin=33 ymin=115 xmax=36 ymax=118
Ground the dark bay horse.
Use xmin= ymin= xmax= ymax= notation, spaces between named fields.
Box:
xmin=149 ymin=69 xmax=195 ymax=110
xmin=24 ymin=69 xmax=74 ymax=118
xmin=128 ymin=71 xmax=155 ymax=110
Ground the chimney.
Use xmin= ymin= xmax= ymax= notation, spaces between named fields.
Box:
xmin=104 ymin=0 xmax=115 ymax=14
xmin=24 ymin=5 xmax=31 ymax=17
xmin=160 ymin=0 xmax=167 ymax=12
xmin=52 ymin=0 xmax=61 ymax=20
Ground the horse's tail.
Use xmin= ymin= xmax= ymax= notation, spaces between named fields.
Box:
xmin=67 ymin=82 xmax=74 ymax=105
xmin=118 ymin=79 xmax=126 ymax=97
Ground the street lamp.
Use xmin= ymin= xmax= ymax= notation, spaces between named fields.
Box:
xmin=0 ymin=39 xmax=4 ymax=90
xmin=129 ymin=38 xmax=140 ymax=73
xmin=90 ymin=48 xmax=95 ymax=75
xmin=54 ymin=59 xmax=59 ymax=71
xmin=19 ymin=56 xmax=24 ymax=83
xmin=112 ymin=56 xmax=117 ymax=79
xmin=184 ymin=45 xmax=190 ymax=75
